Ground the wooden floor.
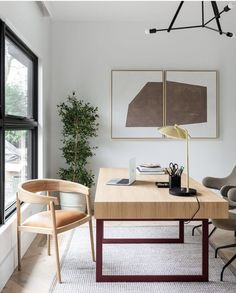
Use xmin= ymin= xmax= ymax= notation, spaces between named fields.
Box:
xmin=2 ymin=221 xmax=236 ymax=293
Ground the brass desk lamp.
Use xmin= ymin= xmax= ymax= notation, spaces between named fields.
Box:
xmin=159 ymin=124 xmax=197 ymax=196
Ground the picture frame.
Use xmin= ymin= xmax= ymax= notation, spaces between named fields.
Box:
xmin=111 ymin=70 xmax=164 ymax=139
xmin=165 ymin=70 xmax=218 ymax=139
xmin=111 ymin=70 xmax=218 ymax=139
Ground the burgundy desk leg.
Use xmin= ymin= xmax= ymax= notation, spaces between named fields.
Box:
xmin=96 ymin=219 xmax=208 ymax=282
xmin=179 ymin=220 xmax=184 ymax=243
xmin=202 ymin=219 xmax=209 ymax=281
xmin=96 ymin=219 xmax=103 ymax=282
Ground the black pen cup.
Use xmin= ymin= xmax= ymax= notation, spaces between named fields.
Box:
xmin=169 ymin=174 xmax=181 ymax=189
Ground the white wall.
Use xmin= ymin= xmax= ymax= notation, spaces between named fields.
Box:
xmin=0 ymin=2 xmax=51 ymax=290
xmin=50 ymin=21 xmax=236 ymax=191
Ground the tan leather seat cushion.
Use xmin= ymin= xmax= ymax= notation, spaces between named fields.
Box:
xmin=22 ymin=210 xmax=86 ymax=228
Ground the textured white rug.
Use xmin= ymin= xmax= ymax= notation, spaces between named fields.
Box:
xmin=50 ymin=225 xmax=236 ymax=293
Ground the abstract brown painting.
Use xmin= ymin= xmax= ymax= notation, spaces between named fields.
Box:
xmin=165 ymin=70 xmax=217 ymax=138
xmin=126 ymin=82 xmax=163 ymax=127
xmin=166 ymin=81 xmax=207 ymax=125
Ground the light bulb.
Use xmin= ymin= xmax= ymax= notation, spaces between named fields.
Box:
xmin=224 ymin=2 xmax=234 ymax=11
xmin=226 ymin=32 xmax=235 ymax=37
xmin=147 ymin=28 xmax=157 ymax=34
xmin=145 ymin=28 xmax=157 ymax=34
xmin=228 ymin=2 xmax=234 ymax=9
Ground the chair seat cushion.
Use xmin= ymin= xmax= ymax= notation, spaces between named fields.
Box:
xmin=22 ymin=210 xmax=87 ymax=228
xmin=212 ymin=212 xmax=236 ymax=231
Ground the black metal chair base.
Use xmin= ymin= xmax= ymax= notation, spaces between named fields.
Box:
xmin=192 ymin=221 xmax=216 ymax=238
xmin=221 ymin=254 xmax=236 ymax=281
xmin=215 ymin=242 xmax=236 ymax=281
xmin=215 ymin=243 xmax=236 ymax=258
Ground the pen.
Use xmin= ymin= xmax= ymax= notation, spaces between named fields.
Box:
xmin=178 ymin=166 xmax=184 ymax=176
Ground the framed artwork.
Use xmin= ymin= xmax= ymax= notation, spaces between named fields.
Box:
xmin=111 ymin=70 xmax=164 ymax=138
xmin=165 ymin=70 xmax=218 ymax=138
xmin=111 ymin=70 xmax=218 ymax=139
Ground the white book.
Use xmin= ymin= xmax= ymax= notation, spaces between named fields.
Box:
xmin=136 ymin=167 xmax=166 ymax=175
xmin=137 ymin=166 xmax=164 ymax=172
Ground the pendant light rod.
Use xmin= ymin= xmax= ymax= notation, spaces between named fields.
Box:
xmin=148 ymin=24 xmax=203 ymax=34
xmin=167 ymin=1 xmax=184 ymax=32
xmin=211 ymin=1 xmax=223 ymax=34
xmin=205 ymin=25 xmax=233 ymax=37
xmin=202 ymin=1 xmax=204 ymax=27
xmin=204 ymin=7 xmax=227 ymax=26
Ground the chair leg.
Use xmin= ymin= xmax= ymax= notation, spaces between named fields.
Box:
xmin=17 ymin=229 xmax=21 ymax=271
xmin=215 ymin=243 xmax=236 ymax=258
xmin=221 ymin=254 xmax=236 ymax=281
xmin=209 ymin=226 xmax=217 ymax=238
xmin=192 ymin=221 xmax=213 ymax=237
xmin=192 ymin=224 xmax=202 ymax=236
xmin=53 ymin=232 xmax=61 ymax=283
xmin=89 ymin=219 xmax=96 ymax=262
xmin=47 ymin=235 xmax=51 ymax=256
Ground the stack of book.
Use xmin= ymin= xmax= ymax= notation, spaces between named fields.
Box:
xmin=136 ymin=164 xmax=166 ymax=175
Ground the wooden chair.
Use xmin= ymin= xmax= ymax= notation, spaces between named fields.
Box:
xmin=16 ymin=178 xmax=95 ymax=283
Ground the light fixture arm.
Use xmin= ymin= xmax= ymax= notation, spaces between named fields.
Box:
xmin=167 ymin=1 xmax=184 ymax=32
xmin=211 ymin=1 xmax=223 ymax=34
xmin=204 ymin=8 xmax=226 ymax=26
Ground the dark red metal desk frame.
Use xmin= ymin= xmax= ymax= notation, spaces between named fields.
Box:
xmin=96 ymin=219 xmax=209 ymax=282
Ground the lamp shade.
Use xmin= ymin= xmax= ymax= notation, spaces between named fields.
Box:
xmin=159 ymin=124 xmax=188 ymax=139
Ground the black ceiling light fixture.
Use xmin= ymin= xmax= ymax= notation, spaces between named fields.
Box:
xmin=145 ymin=1 xmax=234 ymax=38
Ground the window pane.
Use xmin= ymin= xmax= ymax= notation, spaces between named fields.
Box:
xmin=5 ymin=37 xmax=33 ymax=117
xmin=5 ymin=130 xmax=32 ymax=209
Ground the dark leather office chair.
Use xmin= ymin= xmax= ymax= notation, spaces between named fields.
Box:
xmin=192 ymin=165 xmax=236 ymax=237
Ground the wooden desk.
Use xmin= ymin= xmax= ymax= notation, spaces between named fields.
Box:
xmin=94 ymin=168 xmax=228 ymax=282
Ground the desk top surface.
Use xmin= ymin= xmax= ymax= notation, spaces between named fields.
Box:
xmin=94 ymin=168 xmax=228 ymax=219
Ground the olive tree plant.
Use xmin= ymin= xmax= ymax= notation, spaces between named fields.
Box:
xmin=57 ymin=92 xmax=99 ymax=188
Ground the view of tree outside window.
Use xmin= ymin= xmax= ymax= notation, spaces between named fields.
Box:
xmin=4 ymin=38 xmax=33 ymax=210
xmin=0 ymin=24 xmax=38 ymax=223
xmin=5 ymin=37 xmax=33 ymax=117
xmin=5 ymin=130 xmax=31 ymax=209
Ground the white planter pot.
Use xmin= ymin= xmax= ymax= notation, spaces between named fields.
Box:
xmin=59 ymin=192 xmax=86 ymax=212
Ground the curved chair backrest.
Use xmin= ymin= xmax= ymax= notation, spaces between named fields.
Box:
xmin=18 ymin=179 xmax=89 ymax=205
xmin=203 ymin=165 xmax=236 ymax=190
xmin=223 ymin=166 xmax=236 ymax=185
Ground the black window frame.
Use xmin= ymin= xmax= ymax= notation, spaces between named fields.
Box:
xmin=0 ymin=19 xmax=38 ymax=224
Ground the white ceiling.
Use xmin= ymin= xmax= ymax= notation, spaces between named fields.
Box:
xmin=47 ymin=1 xmax=236 ymax=27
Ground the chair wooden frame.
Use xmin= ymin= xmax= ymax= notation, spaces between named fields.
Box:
xmin=16 ymin=178 xmax=95 ymax=283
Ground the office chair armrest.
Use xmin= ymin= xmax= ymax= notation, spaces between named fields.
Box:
xmin=202 ymin=176 xmax=224 ymax=190
xmin=220 ymin=185 xmax=236 ymax=197
xmin=227 ymin=188 xmax=236 ymax=208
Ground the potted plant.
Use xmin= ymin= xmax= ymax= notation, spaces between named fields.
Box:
xmin=57 ymin=92 xmax=99 ymax=211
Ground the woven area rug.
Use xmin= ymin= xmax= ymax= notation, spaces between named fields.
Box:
xmin=49 ymin=226 xmax=236 ymax=293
